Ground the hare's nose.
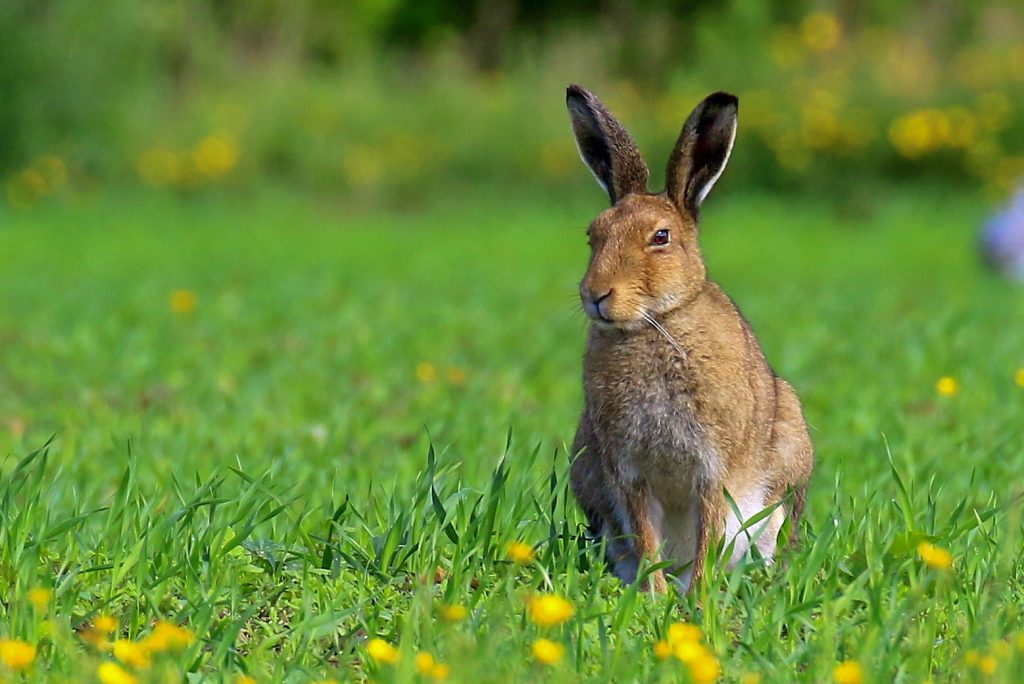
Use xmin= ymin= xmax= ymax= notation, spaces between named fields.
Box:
xmin=581 ymin=287 xmax=614 ymax=320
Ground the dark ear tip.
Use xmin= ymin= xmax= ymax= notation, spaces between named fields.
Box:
xmin=566 ymin=84 xmax=589 ymax=104
xmin=703 ymin=91 xmax=739 ymax=111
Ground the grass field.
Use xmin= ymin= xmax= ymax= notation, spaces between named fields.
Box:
xmin=2 ymin=185 xmax=1024 ymax=683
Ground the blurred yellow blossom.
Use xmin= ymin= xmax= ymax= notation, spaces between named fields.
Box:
xmin=141 ymin=621 xmax=195 ymax=652
xmin=800 ymin=13 xmax=842 ymax=53
xmin=506 ymin=541 xmax=535 ymax=564
xmin=667 ymin=622 xmax=702 ymax=645
xmin=192 ymin=133 xmax=239 ymax=177
xmin=113 ymin=640 xmax=151 ymax=669
xmin=415 ymin=652 xmax=437 ymax=675
xmin=532 ymin=638 xmax=564 ymax=665
xmin=833 ymin=660 xmax=863 ymax=684
xmin=367 ymin=638 xmax=400 ymax=664
xmin=918 ymin=541 xmax=953 ymax=570
xmin=430 ymin=663 xmax=451 ymax=681
xmin=1015 ymin=369 xmax=1024 ymax=387
xmin=416 ymin=362 xmax=437 ymax=383
xmin=0 ymin=639 xmax=36 ymax=671
xmin=935 ymin=376 xmax=959 ymax=397
xmin=439 ymin=603 xmax=467 ymax=622
xmin=94 ymin=615 xmax=118 ymax=634
xmin=740 ymin=674 xmax=763 ymax=684
xmin=28 ymin=587 xmax=52 ymax=611
xmin=446 ymin=367 xmax=468 ymax=385
xmin=673 ymin=639 xmax=704 ymax=664
xmin=653 ymin=640 xmax=673 ymax=660
xmin=236 ymin=676 xmax=257 ymax=684
xmin=978 ymin=655 xmax=997 ymax=674
xmin=690 ymin=652 xmax=722 ymax=684
xmin=98 ymin=662 xmax=137 ymax=684
xmin=527 ymin=594 xmax=574 ymax=628
xmin=170 ymin=289 xmax=198 ymax=315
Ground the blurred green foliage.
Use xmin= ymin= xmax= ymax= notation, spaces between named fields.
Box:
xmin=2 ymin=0 xmax=1023 ymax=208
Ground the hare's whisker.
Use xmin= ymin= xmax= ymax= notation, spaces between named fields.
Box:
xmin=643 ymin=312 xmax=686 ymax=359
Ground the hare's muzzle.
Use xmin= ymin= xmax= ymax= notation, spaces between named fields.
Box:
xmin=580 ymin=286 xmax=614 ymax=323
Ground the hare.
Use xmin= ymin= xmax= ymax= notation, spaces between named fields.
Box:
xmin=566 ymin=85 xmax=814 ymax=593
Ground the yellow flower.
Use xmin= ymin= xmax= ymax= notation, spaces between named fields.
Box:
xmin=97 ymin=662 xmax=138 ymax=684
xmin=978 ymin=655 xmax=997 ymax=674
xmin=690 ymin=653 xmax=722 ymax=684
xmin=527 ymin=594 xmax=574 ymax=628
xmin=935 ymin=376 xmax=959 ymax=397
xmin=0 ymin=639 xmax=36 ymax=671
xmin=673 ymin=640 xmax=705 ymax=664
xmin=439 ymin=604 xmax=467 ymax=622
xmin=236 ymin=676 xmax=257 ymax=684
xmin=833 ymin=660 xmax=863 ymax=684
xmin=800 ymin=12 xmax=841 ymax=53
xmin=964 ymin=649 xmax=980 ymax=665
xmin=1015 ymin=368 xmax=1024 ymax=388
xmin=667 ymin=622 xmax=702 ymax=645
xmin=94 ymin=615 xmax=118 ymax=634
xmin=367 ymin=638 xmax=400 ymax=665
xmin=1016 ymin=633 xmax=1024 ymax=651
xmin=918 ymin=542 xmax=953 ymax=570
xmin=416 ymin=362 xmax=437 ymax=383
xmin=506 ymin=541 xmax=535 ymax=564
xmin=142 ymin=621 xmax=195 ymax=652
xmin=653 ymin=640 xmax=673 ymax=660
xmin=415 ymin=652 xmax=437 ymax=675
xmin=532 ymin=638 xmax=564 ymax=665
xmin=113 ymin=640 xmax=151 ymax=669
xmin=430 ymin=663 xmax=451 ymax=681
xmin=169 ymin=289 xmax=198 ymax=315
xmin=192 ymin=133 xmax=239 ymax=178
xmin=740 ymin=674 xmax=763 ymax=684
xmin=446 ymin=367 xmax=468 ymax=386
xmin=28 ymin=587 xmax=52 ymax=611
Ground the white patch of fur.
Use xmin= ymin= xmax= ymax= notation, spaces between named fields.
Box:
xmin=723 ymin=486 xmax=785 ymax=566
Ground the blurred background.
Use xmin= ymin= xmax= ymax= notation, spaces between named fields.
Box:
xmin=2 ymin=0 xmax=1023 ymax=210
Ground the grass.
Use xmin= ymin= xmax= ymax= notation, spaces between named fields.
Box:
xmin=1 ymin=183 xmax=1023 ymax=683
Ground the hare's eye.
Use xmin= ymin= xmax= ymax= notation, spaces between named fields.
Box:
xmin=650 ymin=228 xmax=670 ymax=246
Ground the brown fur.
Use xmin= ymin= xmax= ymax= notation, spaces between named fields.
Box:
xmin=566 ymin=86 xmax=814 ymax=593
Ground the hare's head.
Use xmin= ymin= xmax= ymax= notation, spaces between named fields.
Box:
xmin=567 ymin=85 xmax=738 ymax=329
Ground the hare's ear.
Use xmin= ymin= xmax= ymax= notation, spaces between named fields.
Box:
xmin=566 ymin=85 xmax=649 ymax=205
xmin=665 ymin=92 xmax=738 ymax=217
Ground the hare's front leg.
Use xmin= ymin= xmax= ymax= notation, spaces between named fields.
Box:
xmin=615 ymin=482 xmax=668 ymax=592
xmin=689 ymin=488 xmax=727 ymax=592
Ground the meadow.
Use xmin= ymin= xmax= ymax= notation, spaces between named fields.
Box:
xmin=2 ymin=182 xmax=1023 ymax=683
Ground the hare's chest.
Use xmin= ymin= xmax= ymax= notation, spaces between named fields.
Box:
xmin=586 ymin=340 xmax=712 ymax=486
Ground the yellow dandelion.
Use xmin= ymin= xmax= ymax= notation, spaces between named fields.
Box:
xmin=506 ymin=541 xmax=535 ymax=564
xmin=667 ymin=622 xmax=702 ymax=645
xmin=527 ymin=594 xmax=574 ymax=628
xmin=978 ymin=655 xmax=997 ymax=674
xmin=430 ymin=662 xmax=451 ymax=681
xmin=236 ymin=676 xmax=257 ymax=684
xmin=439 ymin=604 xmax=467 ymax=622
xmin=833 ymin=660 xmax=863 ymax=684
xmin=97 ymin=662 xmax=138 ymax=684
xmin=367 ymin=638 xmax=400 ymax=665
xmin=113 ymin=640 xmax=151 ymax=669
xmin=673 ymin=639 xmax=706 ymax=664
xmin=28 ymin=587 xmax=52 ymax=611
xmin=1016 ymin=634 xmax=1024 ymax=651
xmin=415 ymin=362 xmax=437 ymax=383
xmin=0 ymin=639 xmax=36 ymax=671
xmin=800 ymin=12 xmax=842 ymax=53
xmin=192 ymin=133 xmax=239 ymax=178
xmin=446 ymin=367 xmax=468 ymax=386
xmin=653 ymin=640 xmax=673 ymax=660
xmin=965 ymin=649 xmax=980 ymax=665
xmin=142 ymin=621 xmax=195 ymax=652
xmin=918 ymin=541 xmax=953 ymax=570
xmin=1015 ymin=368 xmax=1024 ymax=388
xmin=532 ymin=638 xmax=564 ymax=666
xmin=169 ymin=289 xmax=198 ymax=315
xmin=415 ymin=652 xmax=437 ymax=676
xmin=741 ymin=674 xmax=763 ymax=684
xmin=94 ymin=615 xmax=118 ymax=634
xmin=690 ymin=653 xmax=722 ymax=684
xmin=936 ymin=376 xmax=959 ymax=397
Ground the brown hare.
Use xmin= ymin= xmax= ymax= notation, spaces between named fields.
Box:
xmin=566 ymin=85 xmax=814 ymax=593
